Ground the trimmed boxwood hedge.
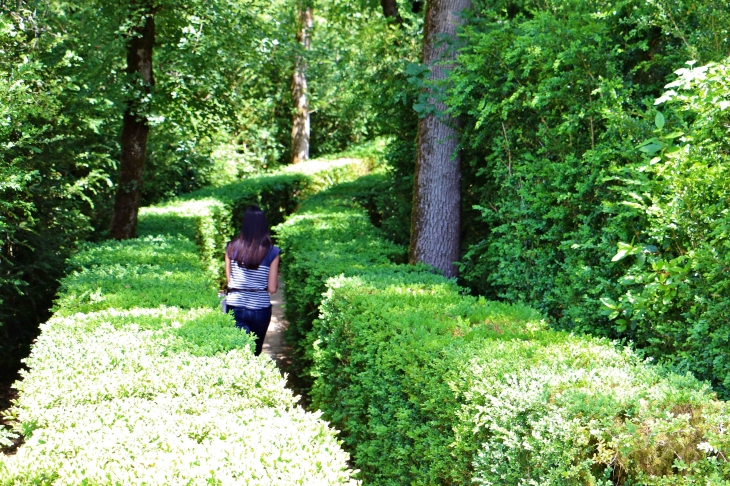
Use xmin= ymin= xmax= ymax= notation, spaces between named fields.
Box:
xmin=276 ymin=174 xmax=730 ymax=485
xmin=0 ymin=159 xmax=368 ymax=485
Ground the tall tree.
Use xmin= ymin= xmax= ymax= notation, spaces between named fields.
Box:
xmin=109 ymin=1 xmax=156 ymax=239
xmin=380 ymin=0 xmax=403 ymax=24
xmin=291 ymin=2 xmax=312 ymax=164
xmin=409 ymin=0 xmax=470 ymax=277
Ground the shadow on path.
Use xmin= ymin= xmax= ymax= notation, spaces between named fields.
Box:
xmin=262 ymin=278 xmax=311 ymax=407
xmin=1 ymin=370 xmax=24 ymax=455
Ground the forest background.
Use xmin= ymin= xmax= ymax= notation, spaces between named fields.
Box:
xmin=2 ymin=0 xmax=730 ymax=400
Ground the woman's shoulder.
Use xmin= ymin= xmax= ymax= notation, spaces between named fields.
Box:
xmin=261 ymin=245 xmax=280 ymax=266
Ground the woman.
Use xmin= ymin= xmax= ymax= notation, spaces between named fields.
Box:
xmin=225 ymin=205 xmax=280 ymax=356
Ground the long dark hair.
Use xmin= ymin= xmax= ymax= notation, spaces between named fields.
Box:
xmin=227 ymin=206 xmax=272 ymax=270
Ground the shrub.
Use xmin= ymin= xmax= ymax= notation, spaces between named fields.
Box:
xmin=442 ymin=0 xmax=730 ymax=399
xmin=603 ymin=60 xmax=730 ymax=398
xmin=274 ymin=175 xmax=406 ymax=385
xmin=138 ymin=156 xmax=372 ymax=287
xmin=0 ymin=160 xmax=368 ymax=485
xmin=276 ymin=175 xmax=730 ymax=485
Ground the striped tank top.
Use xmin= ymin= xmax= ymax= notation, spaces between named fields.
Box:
xmin=227 ymin=245 xmax=280 ymax=310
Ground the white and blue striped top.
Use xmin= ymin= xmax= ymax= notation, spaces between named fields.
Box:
xmin=227 ymin=245 xmax=280 ymax=310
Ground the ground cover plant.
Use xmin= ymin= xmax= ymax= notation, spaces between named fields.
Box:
xmin=0 ymin=159 xmax=368 ymax=484
xmin=276 ymin=173 xmax=730 ymax=485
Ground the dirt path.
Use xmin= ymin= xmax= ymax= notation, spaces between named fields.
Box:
xmin=262 ymin=277 xmax=290 ymax=368
xmin=261 ymin=279 xmax=310 ymax=406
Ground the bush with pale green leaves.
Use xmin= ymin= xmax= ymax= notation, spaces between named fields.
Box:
xmin=0 ymin=159 xmax=368 ymax=485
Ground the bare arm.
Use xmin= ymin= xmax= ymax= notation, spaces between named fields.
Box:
xmin=268 ymin=255 xmax=279 ymax=294
xmin=225 ymin=250 xmax=231 ymax=288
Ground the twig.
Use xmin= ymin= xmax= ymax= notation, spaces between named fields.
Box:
xmin=501 ymin=121 xmax=513 ymax=177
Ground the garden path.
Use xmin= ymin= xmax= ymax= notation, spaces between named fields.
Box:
xmin=261 ymin=277 xmax=311 ymax=405
xmin=262 ymin=276 xmax=290 ymax=368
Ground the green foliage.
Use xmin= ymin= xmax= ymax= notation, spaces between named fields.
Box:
xmin=0 ymin=162 xmax=365 ymax=484
xmin=53 ymin=236 xmax=217 ymax=315
xmin=164 ymin=156 xmax=372 ymax=287
xmin=355 ymin=140 xmax=415 ymax=247
xmin=145 ymin=0 xmax=295 ymax=182
xmin=444 ymin=0 xmax=730 ymax=396
xmin=0 ymin=0 xmax=393 ymax=372
xmin=303 ymin=0 xmax=422 ymax=232
xmin=452 ymin=0 xmax=701 ymax=300
xmin=305 ymin=1 xmax=422 ymax=157
xmin=0 ymin=5 xmax=118 ymax=369
xmin=603 ymin=60 xmax=730 ymax=397
xmin=274 ymin=174 xmax=406 ymax=384
xmin=277 ymin=173 xmax=730 ymax=485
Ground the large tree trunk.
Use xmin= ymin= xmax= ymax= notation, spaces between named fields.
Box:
xmin=409 ymin=0 xmax=470 ymax=278
xmin=291 ymin=4 xmax=312 ymax=165
xmin=109 ymin=3 xmax=155 ymax=239
xmin=380 ymin=0 xmax=403 ymax=24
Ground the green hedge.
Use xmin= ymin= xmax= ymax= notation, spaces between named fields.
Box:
xmin=0 ymin=159 xmax=368 ymax=485
xmin=276 ymin=175 xmax=730 ymax=485
xmin=274 ymin=177 xmax=405 ymax=385
xmin=138 ymin=157 xmax=371 ymax=287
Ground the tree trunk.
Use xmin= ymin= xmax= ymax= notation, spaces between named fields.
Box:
xmin=291 ymin=5 xmax=312 ymax=165
xmin=109 ymin=3 xmax=155 ymax=240
xmin=380 ymin=0 xmax=403 ymax=24
xmin=409 ymin=0 xmax=471 ymax=278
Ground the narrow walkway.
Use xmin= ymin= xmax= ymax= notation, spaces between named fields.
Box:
xmin=262 ymin=278 xmax=310 ymax=406
xmin=262 ymin=277 xmax=290 ymax=369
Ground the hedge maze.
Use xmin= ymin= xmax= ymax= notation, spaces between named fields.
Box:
xmin=0 ymin=160 xmax=366 ymax=485
xmin=2 ymin=160 xmax=729 ymax=485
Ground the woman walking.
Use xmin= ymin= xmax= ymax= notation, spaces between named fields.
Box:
xmin=225 ymin=205 xmax=280 ymax=356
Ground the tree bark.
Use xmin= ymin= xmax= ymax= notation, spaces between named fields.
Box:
xmin=109 ymin=3 xmax=155 ymax=240
xmin=291 ymin=4 xmax=312 ymax=165
xmin=380 ymin=0 xmax=403 ymax=24
xmin=409 ymin=0 xmax=470 ymax=278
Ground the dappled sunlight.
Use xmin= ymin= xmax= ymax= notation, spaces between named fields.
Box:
xmin=277 ymin=170 xmax=730 ymax=484
xmin=281 ymin=157 xmax=363 ymax=175
xmin=4 ymin=0 xmax=730 ymax=480
xmin=0 ymin=164 xmax=367 ymax=484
